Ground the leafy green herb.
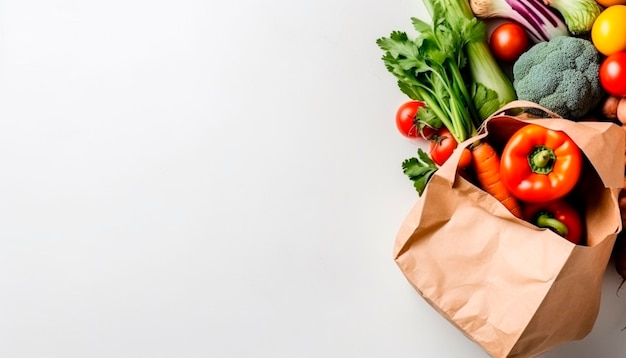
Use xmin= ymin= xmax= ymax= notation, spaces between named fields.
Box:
xmin=377 ymin=0 xmax=516 ymax=143
xmin=376 ymin=3 xmax=482 ymax=143
xmin=471 ymin=82 xmax=501 ymax=121
xmin=421 ymin=0 xmax=516 ymax=124
xmin=402 ymin=149 xmax=438 ymax=195
xmin=379 ymin=0 xmax=516 ymax=193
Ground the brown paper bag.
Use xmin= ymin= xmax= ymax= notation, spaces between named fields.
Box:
xmin=394 ymin=101 xmax=624 ymax=358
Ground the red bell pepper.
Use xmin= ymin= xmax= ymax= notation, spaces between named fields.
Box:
xmin=523 ymin=199 xmax=584 ymax=245
xmin=500 ymin=124 xmax=582 ymax=203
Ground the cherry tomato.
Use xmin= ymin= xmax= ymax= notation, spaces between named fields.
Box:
xmin=600 ymin=52 xmax=626 ymax=97
xmin=395 ymin=100 xmax=434 ymax=139
xmin=591 ymin=5 xmax=626 ymax=56
xmin=489 ymin=22 xmax=531 ymax=63
xmin=429 ymin=128 xmax=458 ymax=166
xmin=596 ymin=0 xmax=626 ymax=6
xmin=420 ymin=125 xmax=437 ymax=139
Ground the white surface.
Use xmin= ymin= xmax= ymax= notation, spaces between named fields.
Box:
xmin=1 ymin=0 xmax=626 ymax=357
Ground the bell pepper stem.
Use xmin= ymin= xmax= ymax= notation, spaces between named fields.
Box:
xmin=532 ymin=149 xmax=552 ymax=168
xmin=528 ymin=146 xmax=556 ymax=174
xmin=536 ymin=213 xmax=569 ymax=238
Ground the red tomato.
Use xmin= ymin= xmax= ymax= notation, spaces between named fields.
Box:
xmin=395 ymin=100 xmax=434 ymax=139
xmin=422 ymin=126 xmax=437 ymax=139
xmin=429 ymin=128 xmax=458 ymax=166
xmin=489 ymin=22 xmax=531 ymax=63
xmin=600 ymin=52 xmax=626 ymax=97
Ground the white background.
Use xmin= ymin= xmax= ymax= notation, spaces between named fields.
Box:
xmin=1 ymin=0 xmax=626 ymax=357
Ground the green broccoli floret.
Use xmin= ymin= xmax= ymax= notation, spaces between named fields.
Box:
xmin=512 ymin=36 xmax=604 ymax=120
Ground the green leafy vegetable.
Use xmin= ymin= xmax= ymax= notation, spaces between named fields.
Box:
xmin=471 ymin=82 xmax=501 ymax=121
xmin=422 ymin=0 xmax=516 ymax=123
xmin=378 ymin=0 xmax=516 ymax=195
xmin=402 ymin=149 xmax=438 ymax=195
xmin=376 ymin=1 xmax=515 ymax=144
xmin=376 ymin=5 xmax=480 ymax=144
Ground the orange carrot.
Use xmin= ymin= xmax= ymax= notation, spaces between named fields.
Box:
xmin=470 ymin=141 xmax=523 ymax=218
xmin=458 ymin=147 xmax=472 ymax=169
